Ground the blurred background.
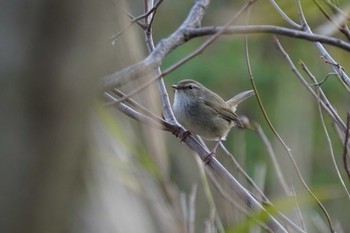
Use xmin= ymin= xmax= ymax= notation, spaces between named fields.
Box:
xmin=1 ymin=0 xmax=349 ymax=233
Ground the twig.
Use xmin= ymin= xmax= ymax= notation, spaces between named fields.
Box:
xmin=324 ymin=0 xmax=350 ymax=39
xmin=343 ymin=112 xmax=350 ymax=181
xmin=290 ymin=187 xmax=307 ymax=231
xmin=296 ymin=0 xmax=350 ymax=90
xmin=308 ymin=72 xmax=338 ymax=86
xmin=243 ymin=3 xmax=290 ymax=195
xmin=103 ymin=0 xmax=211 ymax=91
xmin=325 ymin=0 xmax=350 ymax=21
xmin=104 ymin=92 xmax=167 ymax=130
xmin=314 ymin=84 xmax=350 ymax=199
xmin=274 ymin=36 xmax=335 ymax=233
xmin=253 ymin=124 xmax=290 ymax=195
xmin=199 ymin=156 xmax=276 ymax=233
xmin=110 ymin=89 xmax=166 ymax=124
xmin=110 ymin=0 xmax=164 ymax=42
xmin=219 ymin=142 xmax=306 ymax=233
xmin=269 ymin=0 xmax=302 ymax=29
xmin=109 ymin=0 xmax=257 ymax=104
xmin=312 ymin=0 xmax=350 ymax=40
xmin=142 ymin=0 xmax=177 ymax=124
xmin=185 ymin=25 xmax=350 ymax=51
xmin=246 ymin=36 xmax=294 ymax=196
xmin=321 ymin=56 xmax=350 ymax=93
xmin=300 ymin=61 xmax=346 ymax=133
xmin=195 ymin=155 xmax=225 ymax=233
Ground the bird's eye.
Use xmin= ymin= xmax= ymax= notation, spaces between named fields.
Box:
xmin=188 ymin=85 xmax=193 ymax=89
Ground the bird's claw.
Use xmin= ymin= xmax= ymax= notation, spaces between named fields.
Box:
xmin=204 ymin=151 xmax=215 ymax=165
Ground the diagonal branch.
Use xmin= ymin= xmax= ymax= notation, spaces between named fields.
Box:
xmin=102 ymin=0 xmax=210 ymax=91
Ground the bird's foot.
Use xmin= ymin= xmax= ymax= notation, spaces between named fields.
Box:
xmin=204 ymin=152 xmax=215 ymax=165
xmin=179 ymin=130 xmax=192 ymax=142
xmin=171 ymin=126 xmax=192 ymax=142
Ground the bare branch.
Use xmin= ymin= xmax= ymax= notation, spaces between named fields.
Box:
xmin=219 ymin=141 xmax=306 ymax=233
xmin=142 ymin=0 xmax=177 ymax=124
xmin=108 ymin=0 xmax=257 ymax=104
xmin=296 ymin=0 xmax=350 ymax=89
xmin=343 ymin=112 xmax=350 ymax=181
xmin=185 ymin=25 xmax=350 ymax=51
xmin=300 ymin=62 xmax=346 ymax=132
xmin=312 ymin=0 xmax=350 ymax=40
xmin=313 ymin=84 xmax=350 ymax=199
xmin=103 ymin=0 xmax=210 ymax=91
xmin=269 ymin=0 xmax=302 ymax=29
xmin=104 ymin=92 xmax=167 ymax=130
xmin=273 ymin=36 xmax=335 ymax=233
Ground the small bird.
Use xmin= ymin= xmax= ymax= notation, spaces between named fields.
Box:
xmin=172 ymin=79 xmax=254 ymax=153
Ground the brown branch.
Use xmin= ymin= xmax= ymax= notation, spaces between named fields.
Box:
xmin=343 ymin=112 xmax=350 ymax=181
xmin=185 ymin=25 xmax=350 ymax=52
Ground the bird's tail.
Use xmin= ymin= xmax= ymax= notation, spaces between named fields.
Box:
xmin=226 ymin=90 xmax=255 ymax=112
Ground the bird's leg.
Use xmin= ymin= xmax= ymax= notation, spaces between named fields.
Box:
xmin=204 ymin=138 xmax=222 ymax=165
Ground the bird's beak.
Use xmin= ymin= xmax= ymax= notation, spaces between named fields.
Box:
xmin=171 ymin=84 xmax=179 ymax=90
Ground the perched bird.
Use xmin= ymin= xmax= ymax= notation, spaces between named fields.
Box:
xmin=172 ymin=79 xmax=254 ymax=153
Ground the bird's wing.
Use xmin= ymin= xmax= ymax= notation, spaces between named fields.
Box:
xmin=202 ymin=98 xmax=243 ymax=127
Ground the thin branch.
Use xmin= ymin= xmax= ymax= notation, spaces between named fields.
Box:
xmin=105 ymin=23 xmax=350 ymax=92
xmin=108 ymin=0 xmax=257 ymax=104
xmin=312 ymin=0 xmax=350 ymax=40
xmin=253 ymin=124 xmax=290 ymax=195
xmin=246 ymin=36 xmax=295 ymax=195
xmin=325 ymin=0 xmax=350 ymax=21
xmin=317 ymin=90 xmax=350 ymax=199
xmin=314 ymin=84 xmax=350 ymax=199
xmin=104 ymin=92 xmax=167 ymax=130
xmin=296 ymin=0 xmax=350 ymax=90
xmin=110 ymin=0 xmax=164 ymax=43
xmin=274 ymin=36 xmax=335 ymax=233
xmin=143 ymin=0 xmax=177 ymax=124
xmin=145 ymin=0 xmax=163 ymax=32
xmin=324 ymin=0 xmax=350 ymax=38
xmin=269 ymin=0 xmax=302 ymax=29
xmin=243 ymin=28 xmax=306 ymax=231
xmin=300 ymin=61 xmax=346 ymax=132
xmin=202 ymin=158 xmax=287 ymax=233
xmin=185 ymin=25 xmax=350 ymax=51
xmin=195 ymin=156 xmax=225 ymax=233
xmin=110 ymin=89 xmax=166 ymax=124
xmin=290 ymin=187 xmax=307 ymax=231
xmin=219 ymin=142 xmax=306 ymax=233
xmin=343 ymin=112 xmax=350 ymax=181
xmin=103 ymin=0 xmax=211 ymax=91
